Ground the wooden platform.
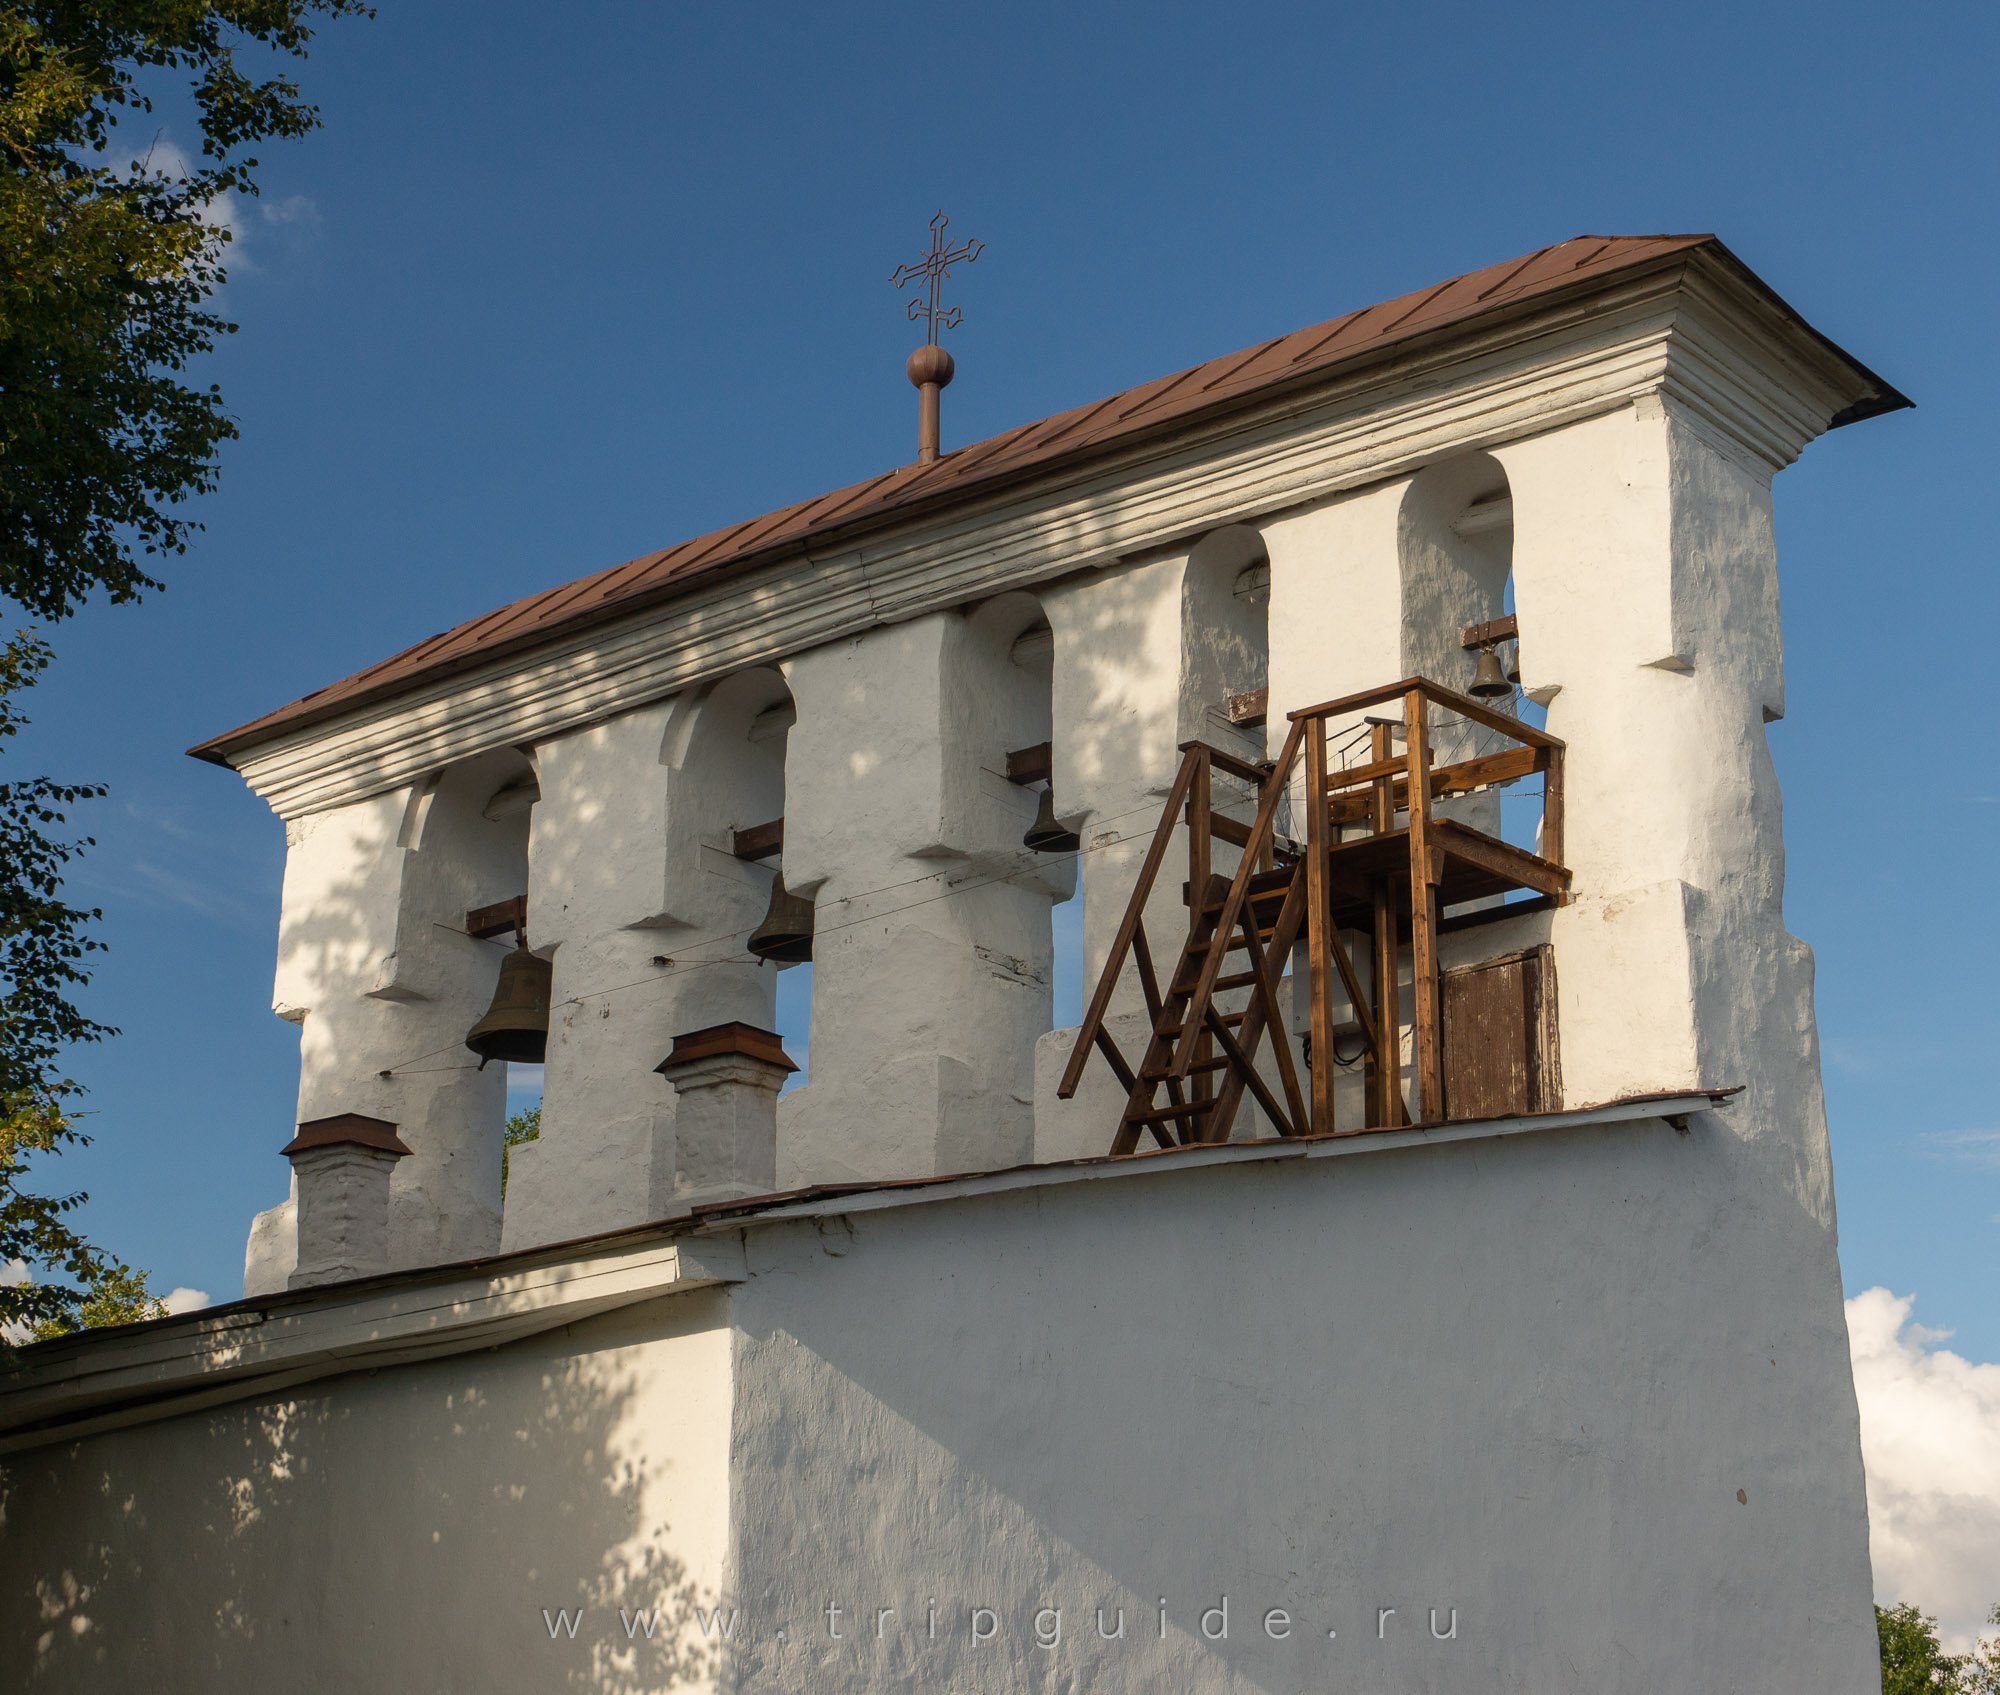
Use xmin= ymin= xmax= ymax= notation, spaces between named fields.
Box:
xmin=1064 ymin=674 xmax=1572 ymax=1146
xmin=1322 ymin=818 xmax=1569 ymax=928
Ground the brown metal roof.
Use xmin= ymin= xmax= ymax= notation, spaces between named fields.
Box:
xmin=190 ymin=235 xmax=1908 ymax=766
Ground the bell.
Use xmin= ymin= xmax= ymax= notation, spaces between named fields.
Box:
xmin=746 ymin=871 xmax=814 ymax=964
xmin=1023 ymin=786 xmax=1081 ymax=853
xmin=464 ymin=942 xmax=553 ymax=1067
xmin=1469 ymin=642 xmax=1513 ymax=699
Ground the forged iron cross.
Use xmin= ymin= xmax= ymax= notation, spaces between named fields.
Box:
xmin=891 ymin=210 xmax=982 ymax=343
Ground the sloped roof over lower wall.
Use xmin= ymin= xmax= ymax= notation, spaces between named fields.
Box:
xmin=189 ymin=235 xmax=1907 ymax=767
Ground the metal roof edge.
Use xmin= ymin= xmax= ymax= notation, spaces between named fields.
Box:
xmin=187 ymin=241 xmax=1739 ymax=768
xmin=1687 ymin=236 xmax=1913 ymax=426
xmin=189 ymin=233 xmax=1906 ymax=769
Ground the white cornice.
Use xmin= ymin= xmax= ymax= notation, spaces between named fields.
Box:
xmin=0 ymin=1232 xmax=746 ymax=1455
xmin=225 ymin=255 xmax=1874 ymax=819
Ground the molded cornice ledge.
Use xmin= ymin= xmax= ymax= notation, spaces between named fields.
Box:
xmin=0 ymin=1231 xmax=746 ymax=1456
xmin=225 ymin=252 xmax=1883 ymax=819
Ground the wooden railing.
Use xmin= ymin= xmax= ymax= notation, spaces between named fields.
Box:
xmin=1059 ymin=675 xmax=1568 ymax=1151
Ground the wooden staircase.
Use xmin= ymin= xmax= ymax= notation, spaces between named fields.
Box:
xmin=1060 ymin=676 xmax=1572 ymax=1152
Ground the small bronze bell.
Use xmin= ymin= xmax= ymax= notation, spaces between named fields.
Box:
xmin=1469 ymin=642 xmax=1513 ymax=700
xmin=1023 ymin=786 xmax=1081 ymax=853
xmin=465 ymin=941 xmax=553 ymax=1067
xmin=746 ymin=871 xmax=814 ymax=964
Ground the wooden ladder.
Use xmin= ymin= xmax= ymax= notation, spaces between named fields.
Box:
xmin=1059 ymin=735 xmax=1315 ymax=1154
xmin=1113 ymin=860 xmax=1312 ymax=1152
xmin=1060 ymin=674 xmax=1570 ymax=1152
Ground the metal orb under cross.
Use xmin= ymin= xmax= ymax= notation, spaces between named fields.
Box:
xmin=890 ymin=210 xmax=982 ymax=345
xmin=891 ymin=211 xmax=982 ymax=465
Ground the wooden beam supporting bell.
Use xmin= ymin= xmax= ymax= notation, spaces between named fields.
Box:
xmin=746 ymin=871 xmax=814 ymax=964
xmin=464 ymin=941 xmax=552 ymax=1067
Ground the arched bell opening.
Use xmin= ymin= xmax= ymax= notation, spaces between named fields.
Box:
xmin=1179 ymin=523 xmax=1272 ymax=760
xmin=668 ymin=665 xmax=799 ymax=1060
xmin=460 ymin=754 xmax=549 ymax=1081
xmin=1395 ymin=453 xmax=1535 ymax=867
xmin=960 ymin=588 xmax=1076 ymax=1078
xmin=390 ymin=743 xmax=536 ymax=1260
xmin=1180 ymin=523 xmax=1273 ymax=868
xmin=1178 ymin=524 xmax=1282 ymax=1133
xmin=1399 ymin=452 xmax=1518 ymax=774
xmin=975 ymin=590 xmax=1066 ymax=846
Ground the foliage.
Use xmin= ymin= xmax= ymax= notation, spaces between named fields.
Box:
xmin=0 ymin=632 xmax=112 ymax=1338
xmin=501 ymin=1103 xmax=540 ymax=1200
xmin=28 ymin=1258 xmax=165 ymax=1338
xmin=0 ymin=1 xmax=365 ymax=1340
xmin=1967 ymin=1606 xmax=2000 ymax=1695
xmin=1876 ymin=1602 xmax=2000 ymax=1694
xmin=1 ymin=1085 xmax=105 ymax=1334
xmin=0 ymin=0 xmax=371 ymax=618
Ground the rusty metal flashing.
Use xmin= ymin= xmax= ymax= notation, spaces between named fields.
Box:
xmin=278 ymin=1113 xmax=412 ymax=1158
xmin=655 ymin=1021 xmax=798 ymax=1074
xmin=673 ymin=1086 xmax=1743 ymax=1227
xmin=189 ymin=235 xmax=1907 ymax=768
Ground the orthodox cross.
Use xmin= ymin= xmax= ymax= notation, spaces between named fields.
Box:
xmin=891 ymin=210 xmax=983 ymax=344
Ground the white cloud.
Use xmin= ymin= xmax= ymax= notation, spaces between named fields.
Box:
xmin=101 ymin=135 xmax=322 ymax=272
xmin=1922 ymin=1129 xmax=2000 ymax=1171
xmin=0 ymin=1265 xmax=207 ymax=1338
xmin=124 ymin=859 xmax=264 ymax=930
xmin=1848 ymin=1288 xmax=2000 ymax=1652
xmin=260 ymin=193 xmax=320 ymax=228
xmin=1821 ymin=1035 xmax=1880 ymax=1079
xmin=123 ymin=799 xmax=195 ymax=842
xmin=119 ymin=137 xmax=248 ymax=249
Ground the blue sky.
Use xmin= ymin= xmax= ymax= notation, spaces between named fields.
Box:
xmin=18 ymin=1 xmax=1998 ymax=1352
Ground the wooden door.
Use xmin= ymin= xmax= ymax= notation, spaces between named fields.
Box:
xmin=1440 ymin=944 xmax=1559 ymax=1121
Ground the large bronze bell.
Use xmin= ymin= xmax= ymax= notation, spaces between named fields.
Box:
xmin=1023 ymin=786 xmax=1081 ymax=853
xmin=464 ymin=941 xmax=553 ymax=1067
xmin=1469 ymin=642 xmax=1513 ymax=700
xmin=746 ymin=871 xmax=814 ymax=964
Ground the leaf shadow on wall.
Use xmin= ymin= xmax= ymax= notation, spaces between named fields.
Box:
xmin=0 ymin=1290 xmax=729 ymax=1692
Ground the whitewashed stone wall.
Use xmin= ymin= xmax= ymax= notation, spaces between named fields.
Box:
xmin=245 ymin=747 xmax=534 ymax=1291
xmin=1031 ymin=527 xmax=1279 ymax=1160
xmin=229 ymin=271 xmax=1873 ymax=1328
xmin=5 ymin=1120 xmax=1877 ymax=1692
xmin=779 ymin=603 xmax=1072 ymax=1185
xmin=503 ymin=668 xmax=790 ymax=1251
xmin=237 ymin=395 xmax=1842 ymax=1252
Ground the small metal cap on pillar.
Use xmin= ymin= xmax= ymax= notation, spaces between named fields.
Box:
xmin=279 ymin=1114 xmax=412 ymax=1289
xmin=653 ymin=1023 xmax=796 ymax=1211
xmin=891 ymin=210 xmax=981 ymax=466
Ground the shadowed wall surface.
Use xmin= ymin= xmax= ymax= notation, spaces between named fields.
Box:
xmin=0 ymin=1292 xmax=731 ymax=1694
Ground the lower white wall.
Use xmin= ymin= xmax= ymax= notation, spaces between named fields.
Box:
xmin=0 ymin=1290 xmax=733 ymax=1694
xmin=724 ymin=1114 xmax=1876 ymax=1694
xmin=0 ymin=1103 xmax=1875 ymax=1695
